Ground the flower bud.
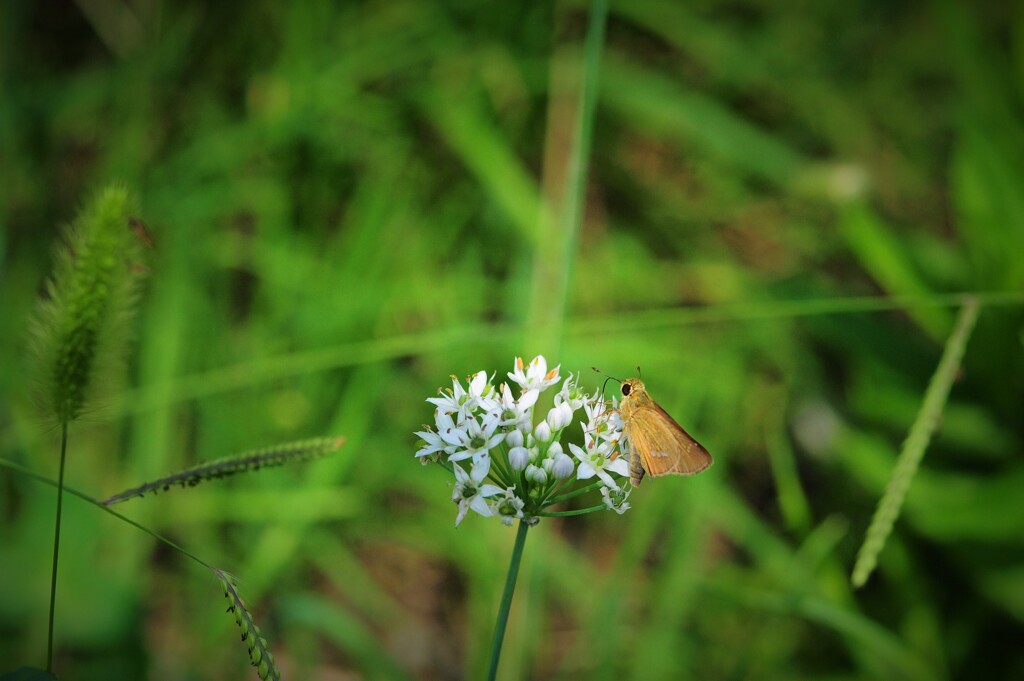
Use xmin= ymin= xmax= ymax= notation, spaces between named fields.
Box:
xmin=534 ymin=421 xmax=552 ymax=443
xmin=546 ymin=406 xmax=566 ymax=431
xmin=547 ymin=441 xmax=563 ymax=458
xmin=558 ymin=403 xmax=575 ymax=430
xmin=509 ymin=446 xmax=529 ymax=471
xmin=552 ymin=453 xmax=574 ymax=480
xmin=506 ymin=429 xmax=524 ymax=448
xmin=525 ymin=464 xmax=548 ymax=484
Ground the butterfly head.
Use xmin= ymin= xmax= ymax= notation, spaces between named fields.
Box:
xmin=621 ymin=378 xmax=645 ymax=397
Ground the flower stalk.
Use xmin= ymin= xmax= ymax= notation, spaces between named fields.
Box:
xmin=486 ymin=521 xmax=529 ymax=681
xmin=417 ymin=355 xmax=640 ymax=680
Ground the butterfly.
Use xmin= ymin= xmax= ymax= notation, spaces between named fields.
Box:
xmin=617 ymin=377 xmax=712 ymax=486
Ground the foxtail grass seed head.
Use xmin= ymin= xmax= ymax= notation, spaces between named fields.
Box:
xmin=416 ymin=355 xmax=634 ymax=526
xmin=31 ymin=184 xmax=147 ymax=424
xmin=215 ymin=570 xmax=281 ymax=681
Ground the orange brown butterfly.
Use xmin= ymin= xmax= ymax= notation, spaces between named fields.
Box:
xmin=594 ymin=368 xmax=713 ymax=486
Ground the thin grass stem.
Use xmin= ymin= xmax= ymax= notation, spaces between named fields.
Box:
xmin=102 ymin=290 xmax=1024 ymax=417
xmin=45 ymin=421 xmax=68 ymax=673
xmin=0 ymin=457 xmax=214 ymax=570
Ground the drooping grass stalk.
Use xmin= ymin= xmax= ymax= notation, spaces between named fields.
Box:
xmin=45 ymin=422 xmax=68 ymax=673
xmin=101 ymin=436 xmax=346 ymax=505
xmin=215 ymin=570 xmax=282 ymax=681
xmin=486 ymin=521 xmax=530 ymax=681
xmin=4 ymin=455 xmax=287 ymax=680
xmin=0 ymin=456 xmax=215 ymax=570
xmin=851 ymin=297 xmax=981 ymax=588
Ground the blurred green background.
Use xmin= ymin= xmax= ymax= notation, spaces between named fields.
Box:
xmin=2 ymin=0 xmax=1023 ymax=679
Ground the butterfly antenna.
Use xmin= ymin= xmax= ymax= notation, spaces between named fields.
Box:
xmin=592 ymin=367 xmax=621 ymax=397
xmin=637 ymin=365 xmax=642 ymax=379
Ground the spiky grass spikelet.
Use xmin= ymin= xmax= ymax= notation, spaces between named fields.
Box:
xmin=31 ymin=184 xmax=146 ymax=424
xmin=101 ymin=436 xmax=346 ymax=505
xmin=215 ymin=569 xmax=282 ymax=681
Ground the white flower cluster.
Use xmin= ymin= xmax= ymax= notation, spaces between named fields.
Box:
xmin=416 ymin=356 xmax=632 ymax=526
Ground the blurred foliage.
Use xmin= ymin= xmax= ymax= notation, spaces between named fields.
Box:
xmin=1 ymin=0 xmax=1023 ymax=680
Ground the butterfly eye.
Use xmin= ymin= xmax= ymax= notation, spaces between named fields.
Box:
xmin=621 ymin=383 xmax=632 ymax=396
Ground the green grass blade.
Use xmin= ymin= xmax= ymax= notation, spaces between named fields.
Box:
xmin=851 ymin=297 xmax=981 ymax=588
xmin=526 ymin=0 xmax=608 ymax=354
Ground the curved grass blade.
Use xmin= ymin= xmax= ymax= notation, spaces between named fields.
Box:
xmin=101 ymin=436 xmax=345 ymax=505
xmin=851 ymin=298 xmax=980 ymax=588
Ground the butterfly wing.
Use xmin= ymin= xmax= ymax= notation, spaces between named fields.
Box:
xmin=626 ymin=401 xmax=713 ymax=481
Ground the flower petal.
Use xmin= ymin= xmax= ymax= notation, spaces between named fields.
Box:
xmin=606 ymin=457 xmax=630 ymax=477
xmin=470 ymin=495 xmax=494 ymax=517
xmin=576 ymin=461 xmax=596 ymax=480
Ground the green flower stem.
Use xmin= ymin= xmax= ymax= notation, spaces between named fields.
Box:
xmin=45 ymin=421 xmax=69 ymax=673
xmin=539 ymin=504 xmax=606 ymax=517
xmin=547 ymin=480 xmax=603 ymax=505
xmin=534 ymin=477 xmax=568 ymax=509
xmin=486 ymin=520 xmax=529 ymax=681
xmin=488 ymin=446 xmax=515 ymax=489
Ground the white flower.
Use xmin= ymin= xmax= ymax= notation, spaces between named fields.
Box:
xmin=569 ymin=440 xmax=629 ymax=490
xmin=467 ymin=371 xmax=499 ymax=411
xmin=552 ymin=453 xmax=574 ymax=480
xmin=491 ymin=488 xmax=526 ymax=526
xmin=601 ymin=486 xmax=631 ymax=514
xmin=554 ymin=373 xmax=588 ymax=411
xmin=436 ymin=411 xmax=469 ymax=448
xmin=547 ymin=441 xmax=563 ymax=458
xmin=452 ymin=461 xmax=503 ymax=526
xmin=482 ymin=382 xmax=538 ymax=429
xmin=508 ymin=356 xmax=561 ymax=394
xmin=428 ymin=371 xmax=492 ymax=421
xmin=582 ymin=394 xmax=622 ymax=446
xmin=415 ymin=425 xmax=452 ymax=461
xmin=445 ymin=412 xmax=505 ymax=470
xmin=534 ymin=421 xmax=552 ymax=444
